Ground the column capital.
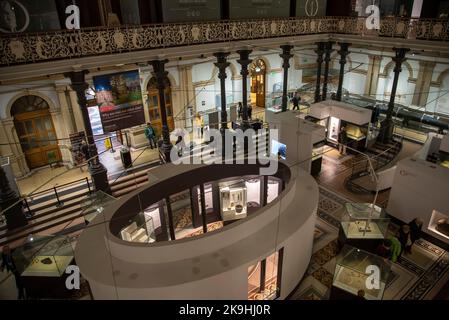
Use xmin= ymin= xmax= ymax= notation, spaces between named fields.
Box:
xmin=150 ymin=59 xmax=169 ymax=90
xmin=392 ymin=48 xmax=410 ymax=73
xmin=213 ymin=52 xmax=230 ymax=80
xmin=55 ymin=85 xmax=68 ymax=93
xmin=236 ymin=49 xmax=253 ymax=77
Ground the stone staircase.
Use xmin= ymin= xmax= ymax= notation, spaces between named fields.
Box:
xmin=0 ymin=160 xmax=160 ymax=247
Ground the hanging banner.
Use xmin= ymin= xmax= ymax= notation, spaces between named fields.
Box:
xmin=93 ymin=70 xmax=145 ymax=133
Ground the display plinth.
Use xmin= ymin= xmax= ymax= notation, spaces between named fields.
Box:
xmin=338 ymin=203 xmax=389 ymax=254
xmin=13 ymin=235 xmax=75 ymax=299
xmin=330 ymin=245 xmax=390 ymax=300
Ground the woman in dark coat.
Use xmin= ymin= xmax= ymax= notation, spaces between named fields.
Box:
xmin=398 ymin=224 xmax=413 ymax=255
xmin=409 ymin=218 xmax=423 ymax=246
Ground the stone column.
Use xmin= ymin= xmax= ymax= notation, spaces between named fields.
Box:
xmin=49 ymin=105 xmax=72 ymax=165
xmin=412 ymin=61 xmax=435 ymax=107
xmin=150 ymin=59 xmax=173 ymax=163
xmin=279 ymin=45 xmax=294 ymax=112
xmin=364 ymin=55 xmax=382 ymax=98
xmin=65 ymin=71 xmax=111 ymax=194
xmin=322 ymin=41 xmax=334 ymax=101
xmin=68 ymin=89 xmax=86 ymax=133
xmin=213 ymin=52 xmax=230 ymax=160
xmin=56 ymin=85 xmax=75 ymax=135
xmin=336 ymin=43 xmax=350 ymax=101
xmin=1 ymin=117 xmax=29 ymax=177
xmin=314 ymin=42 xmax=325 ymax=103
xmin=236 ymin=49 xmax=252 ymax=128
xmin=379 ymin=48 xmax=410 ymax=144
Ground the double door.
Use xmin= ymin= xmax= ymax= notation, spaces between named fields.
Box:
xmin=251 ymin=74 xmax=265 ymax=108
xmin=14 ymin=110 xmax=61 ymax=169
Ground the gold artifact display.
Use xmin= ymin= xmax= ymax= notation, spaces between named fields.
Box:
xmin=345 ymin=124 xmax=366 ymax=141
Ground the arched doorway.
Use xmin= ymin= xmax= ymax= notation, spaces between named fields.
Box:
xmin=147 ymin=77 xmax=175 ymax=136
xmin=11 ymin=95 xmax=61 ymax=169
xmin=250 ymin=59 xmax=266 ymax=108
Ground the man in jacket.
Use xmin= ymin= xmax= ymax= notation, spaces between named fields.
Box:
xmin=144 ymin=122 xmax=157 ymax=149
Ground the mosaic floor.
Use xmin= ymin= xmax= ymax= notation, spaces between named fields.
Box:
xmin=289 ymin=186 xmax=449 ymax=300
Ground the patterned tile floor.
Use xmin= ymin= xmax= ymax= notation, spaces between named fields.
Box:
xmin=290 ymin=186 xmax=449 ymax=300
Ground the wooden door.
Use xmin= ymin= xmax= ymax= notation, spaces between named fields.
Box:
xmin=147 ymin=88 xmax=175 ymax=138
xmin=14 ymin=110 xmax=61 ymax=169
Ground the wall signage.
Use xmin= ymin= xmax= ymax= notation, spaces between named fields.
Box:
xmin=93 ymin=70 xmax=145 ymax=133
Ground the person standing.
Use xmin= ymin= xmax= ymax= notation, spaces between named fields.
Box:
xmin=398 ymin=224 xmax=413 ymax=256
xmin=248 ymin=104 xmax=253 ymax=120
xmin=194 ymin=113 xmax=204 ymax=139
xmin=338 ymin=126 xmax=348 ymax=155
xmin=409 ymin=218 xmax=423 ymax=247
xmin=80 ymin=139 xmax=90 ymax=163
xmin=1 ymin=246 xmax=25 ymax=300
xmin=237 ymin=102 xmax=243 ymax=120
xmin=144 ymin=122 xmax=157 ymax=149
xmin=291 ymin=93 xmax=301 ymax=111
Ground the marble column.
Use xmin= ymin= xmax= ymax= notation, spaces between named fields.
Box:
xmin=379 ymin=48 xmax=410 ymax=144
xmin=150 ymin=59 xmax=173 ymax=163
xmin=56 ymin=85 xmax=75 ymax=135
xmin=412 ymin=61 xmax=435 ymax=107
xmin=322 ymin=41 xmax=334 ymax=101
xmin=314 ymin=42 xmax=325 ymax=103
xmin=364 ymin=55 xmax=382 ymax=98
xmin=236 ymin=49 xmax=252 ymax=127
xmin=68 ymin=89 xmax=86 ymax=133
xmin=1 ymin=117 xmax=29 ymax=177
xmin=336 ymin=43 xmax=350 ymax=101
xmin=279 ymin=45 xmax=293 ymax=112
xmin=65 ymin=71 xmax=111 ymax=194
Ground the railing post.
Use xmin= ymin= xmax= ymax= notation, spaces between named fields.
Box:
xmin=23 ymin=197 xmax=32 ymax=216
xmin=86 ymin=177 xmax=92 ymax=194
xmin=54 ymin=186 xmax=64 ymax=208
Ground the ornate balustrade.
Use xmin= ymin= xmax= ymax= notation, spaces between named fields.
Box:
xmin=0 ymin=17 xmax=448 ymax=66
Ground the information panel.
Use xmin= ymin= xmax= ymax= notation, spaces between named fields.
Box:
xmin=296 ymin=0 xmax=327 ymax=17
xmin=93 ymin=70 xmax=145 ymax=133
xmin=229 ymin=0 xmax=290 ymax=19
xmin=161 ymin=0 xmax=221 ymax=22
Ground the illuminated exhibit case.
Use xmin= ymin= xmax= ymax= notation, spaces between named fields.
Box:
xmin=338 ymin=203 xmax=390 ymax=254
xmin=12 ymin=235 xmax=75 ymax=298
xmin=330 ymin=245 xmax=391 ymax=300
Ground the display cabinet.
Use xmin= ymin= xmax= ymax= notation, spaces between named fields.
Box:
xmin=330 ymin=245 xmax=391 ymax=300
xmin=428 ymin=210 xmax=449 ymax=240
xmin=80 ymin=190 xmax=116 ymax=225
xmin=311 ymin=141 xmax=325 ymax=176
xmin=120 ymin=212 xmax=156 ymax=243
xmin=219 ymin=183 xmax=247 ymax=221
xmin=13 ymin=235 xmax=75 ymax=298
xmin=338 ymin=203 xmax=390 ymax=253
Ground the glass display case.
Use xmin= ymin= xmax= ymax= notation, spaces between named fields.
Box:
xmin=14 ymin=235 xmax=74 ymax=278
xmin=311 ymin=141 xmax=325 ymax=176
xmin=12 ymin=234 xmax=76 ymax=298
xmin=120 ymin=212 xmax=156 ymax=243
xmin=219 ymin=183 xmax=247 ymax=221
xmin=331 ymin=245 xmax=391 ymax=300
xmin=339 ymin=203 xmax=390 ymax=253
xmin=428 ymin=210 xmax=449 ymax=240
xmin=80 ymin=190 xmax=116 ymax=225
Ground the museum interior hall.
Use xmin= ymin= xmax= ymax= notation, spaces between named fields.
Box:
xmin=1 ymin=0 xmax=449 ymax=302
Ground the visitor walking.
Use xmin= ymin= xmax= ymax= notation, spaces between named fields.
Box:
xmin=144 ymin=122 xmax=157 ymax=149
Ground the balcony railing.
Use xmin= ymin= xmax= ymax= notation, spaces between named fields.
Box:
xmin=1 ymin=17 xmax=448 ymax=67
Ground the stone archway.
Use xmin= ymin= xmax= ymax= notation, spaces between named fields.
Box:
xmin=10 ymin=95 xmax=62 ymax=170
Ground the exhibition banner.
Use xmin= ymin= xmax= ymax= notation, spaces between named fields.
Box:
xmin=93 ymin=70 xmax=145 ymax=133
